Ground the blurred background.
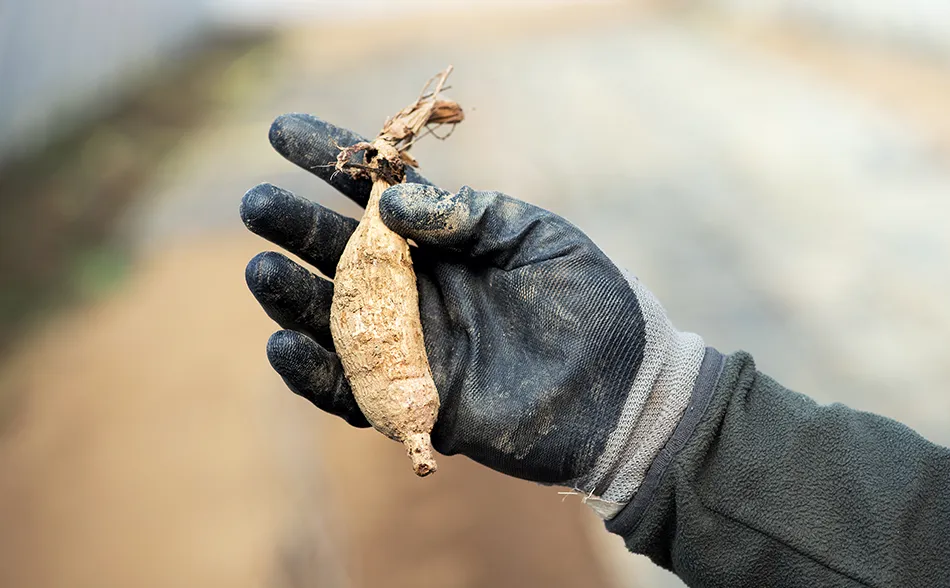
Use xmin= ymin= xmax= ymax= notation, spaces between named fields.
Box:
xmin=2 ymin=1 xmax=950 ymax=586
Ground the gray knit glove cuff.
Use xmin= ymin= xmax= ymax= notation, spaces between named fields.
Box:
xmin=574 ymin=272 xmax=705 ymax=519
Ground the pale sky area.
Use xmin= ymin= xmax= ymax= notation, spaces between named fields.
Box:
xmin=210 ymin=0 xmax=617 ymax=24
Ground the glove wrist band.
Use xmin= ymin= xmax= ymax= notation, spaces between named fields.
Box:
xmin=573 ymin=273 xmax=706 ymax=519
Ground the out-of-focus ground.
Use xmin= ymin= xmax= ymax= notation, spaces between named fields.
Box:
xmin=3 ymin=3 xmax=950 ymax=587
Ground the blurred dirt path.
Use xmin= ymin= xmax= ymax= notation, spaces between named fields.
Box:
xmin=0 ymin=233 xmax=609 ymax=588
xmin=0 ymin=236 xmax=334 ymax=588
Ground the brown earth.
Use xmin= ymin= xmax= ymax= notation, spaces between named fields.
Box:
xmin=0 ymin=234 xmax=610 ymax=588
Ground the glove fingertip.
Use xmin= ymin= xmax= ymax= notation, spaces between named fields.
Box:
xmin=245 ymin=251 xmax=310 ymax=307
xmin=244 ymin=250 xmax=271 ymax=293
xmin=240 ymin=182 xmax=278 ymax=231
xmin=379 ymin=183 xmax=460 ymax=242
xmin=266 ymin=329 xmax=310 ymax=372
xmin=268 ymin=113 xmax=307 ymax=155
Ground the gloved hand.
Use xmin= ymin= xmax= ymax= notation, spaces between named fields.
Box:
xmin=241 ymin=113 xmax=711 ymax=517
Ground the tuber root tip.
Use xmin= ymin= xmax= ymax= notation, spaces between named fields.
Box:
xmin=404 ymin=433 xmax=438 ymax=477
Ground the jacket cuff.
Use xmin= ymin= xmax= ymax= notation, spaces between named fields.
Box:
xmin=605 ymin=347 xmax=724 ymax=536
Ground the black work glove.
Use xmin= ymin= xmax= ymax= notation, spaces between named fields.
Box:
xmin=241 ymin=114 xmax=711 ymax=517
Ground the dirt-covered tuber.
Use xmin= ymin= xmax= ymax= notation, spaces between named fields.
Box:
xmin=329 ymin=67 xmax=463 ymax=476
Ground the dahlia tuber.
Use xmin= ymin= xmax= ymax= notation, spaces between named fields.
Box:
xmin=329 ymin=67 xmax=463 ymax=476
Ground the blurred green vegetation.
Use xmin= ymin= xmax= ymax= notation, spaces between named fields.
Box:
xmin=0 ymin=31 xmax=278 ymax=357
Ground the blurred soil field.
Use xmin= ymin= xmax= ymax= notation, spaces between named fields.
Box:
xmin=0 ymin=235 xmax=610 ymax=587
xmin=2 ymin=3 xmax=950 ymax=587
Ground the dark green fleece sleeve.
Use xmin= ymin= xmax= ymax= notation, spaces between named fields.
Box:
xmin=606 ymin=351 xmax=950 ymax=588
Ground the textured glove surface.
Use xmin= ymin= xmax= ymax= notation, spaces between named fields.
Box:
xmin=242 ymin=114 xmax=700 ymax=496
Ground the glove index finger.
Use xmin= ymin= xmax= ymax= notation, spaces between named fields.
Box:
xmin=240 ymin=182 xmax=357 ymax=278
xmin=269 ymin=113 xmax=434 ymax=208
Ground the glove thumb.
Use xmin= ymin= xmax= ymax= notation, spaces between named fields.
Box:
xmin=379 ymin=183 xmax=569 ymax=266
xmin=378 ymin=183 xmax=470 ymax=248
